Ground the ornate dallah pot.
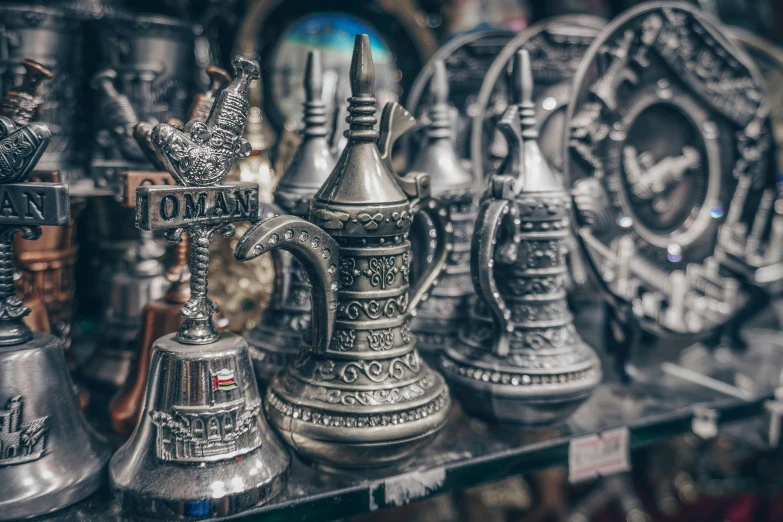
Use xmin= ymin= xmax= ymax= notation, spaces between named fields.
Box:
xmin=408 ymin=60 xmax=477 ymax=362
xmin=236 ymin=35 xmax=452 ymax=467
xmin=245 ymin=50 xmax=337 ymax=385
xmin=441 ymin=50 xmax=601 ymax=424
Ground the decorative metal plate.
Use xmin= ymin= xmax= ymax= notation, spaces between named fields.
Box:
xmin=564 ymin=2 xmax=779 ymax=337
xmin=469 ymin=16 xmax=605 ymax=180
xmin=728 ymin=27 xmax=783 ymax=176
xmin=405 ymin=29 xmax=514 ymax=161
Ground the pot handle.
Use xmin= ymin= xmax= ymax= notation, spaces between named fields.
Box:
xmin=408 ymin=192 xmax=453 ymax=315
xmin=235 ymin=215 xmax=340 ymax=355
xmin=471 ymin=175 xmax=520 ymax=357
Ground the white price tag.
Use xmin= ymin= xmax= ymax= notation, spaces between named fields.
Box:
xmin=568 ymin=427 xmax=630 ymax=483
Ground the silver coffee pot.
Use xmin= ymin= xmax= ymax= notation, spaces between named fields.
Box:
xmin=236 ymin=35 xmax=453 ymax=467
xmin=441 ymin=50 xmax=601 ymax=424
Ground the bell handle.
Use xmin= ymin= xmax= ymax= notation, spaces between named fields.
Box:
xmin=408 ymin=195 xmax=452 ymax=314
xmin=471 ymin=197 xmax=518 ymax=357
xmin=235 ymin=215 xmax=340 ymax=355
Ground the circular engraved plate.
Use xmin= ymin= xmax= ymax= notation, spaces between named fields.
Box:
xmin=405 ymin=29 xmax=514 ymax=161
xmin=564 ymin=2 xmax=779 ymax=337
xmin=470 ymin=16 xmax=605 ymax=180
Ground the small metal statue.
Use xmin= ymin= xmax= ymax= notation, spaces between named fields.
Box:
xmin=469 ymin=16 xmax=605 ymax=298
xmin=408 ymin=60 xmax=477 ymax=363
xmin=245 ymin=50 xmax=338 ymax=386
xmin=108 ymin=69 xmax=232 ymax=436
xmin=442 ymin=50 xmax=601 ymax=424
xmin=1 ymin=60 xmax=83 ymax=346
xmin=236 ymin=34 xmax=452 ymax=467
xmin=0 ymin=94 xmax=110 ymax=519
xmin=109 ymin=56 xmax=289 ymax=518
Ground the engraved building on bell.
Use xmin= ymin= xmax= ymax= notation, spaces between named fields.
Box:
xmin=0 ymin=396 xmax=48 ymax=464
xmin=150 ymin=370 xmax=261 ymax=463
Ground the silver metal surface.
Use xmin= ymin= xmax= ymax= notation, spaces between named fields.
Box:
xmin=110 ymin=55 xmax=289 ymax=517
xmin=91 ymin=13 xmax=194 ymax=188
xmin=442 ymin=50 xmax=601 ymax=424
xmin=405 ymin=29 xmax=515 ymax=162
xmin=0 ymin=334 xmax=111 ymax=520
xmin=564 ymin=2 xmax=779 ymax=338
xmin=235 ymin=35 xmax=452 ymax=468
xmin=245 ymin=50 xmax=337 ymax=386
xmin=407 ymin=60 xmax=477 ymax=362
xmin=109 ymin=333 xmax=290 ymax=518
xmin=0 ymin=4 xmax=85 ymax=183
xmin=468 ymin=16 xmax=605 ymax=296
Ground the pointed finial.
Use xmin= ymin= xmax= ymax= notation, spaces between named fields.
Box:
xmin=430 ymin=60 xmax=448 ymax=106
xmin=515 ymin=49 xmax=537 ymax=140
xmin=305 ymin=50 xmax=323 ymax=103
xmin=350 ymin=34 xmax=374 ymax=99
xmin=427 ymin=60 xmax=451 ymax=140
xmin=304 ymin=50 xmax=328 ymax=137
xmin=345 ymin=34 xmax=378 ymax=142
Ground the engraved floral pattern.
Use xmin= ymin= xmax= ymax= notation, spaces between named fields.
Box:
xmin=368 ymin=328 xmax=394 ymax=351
xmin=367 ymin=256 xmax=397 ymax=288
xmin=314 ymin=352 xmax=420 ymax=383
xmin=341 ymin=294 xmax=408 ymax=320
xmin=357 ymin=212 xmax=384 ymax=230
xmin=312 ymin=373 xmax=435 ymax=405
xmin=331 ymin=329 xmax=357 ymax=351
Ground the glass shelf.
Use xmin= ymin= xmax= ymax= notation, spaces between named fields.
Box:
xmin=40 ymin=301 xmax=782 ymax=521
xmin=41 ymin=363 xmax=772 ymax=522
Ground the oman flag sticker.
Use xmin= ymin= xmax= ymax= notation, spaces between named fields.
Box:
xmin=212 ymin=368 xmax=238 ymax=392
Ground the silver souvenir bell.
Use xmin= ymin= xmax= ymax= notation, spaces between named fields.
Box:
xmin=235 ymin=35 xmax=452 ymax=468
xmin=109 ymin=56 xmax=289 ymax=518
xmin=408 ymin=60 xmax=478 ymax=362
xmin=441 ymin=50 xmax=601 ymax=424
xmin=0 ymin=92 xmax=110 ymax=519
xmin=245 ymin=50 xmax=337 ymax=386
